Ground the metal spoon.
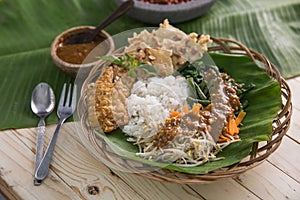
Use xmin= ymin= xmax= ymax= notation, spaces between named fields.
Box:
xmin=64 ymin=0 xmax=134 ymax=45
xmin=31 ymin=82 xmax=55 ymax=185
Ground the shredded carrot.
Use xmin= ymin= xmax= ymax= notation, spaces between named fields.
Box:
xmin=191 ymin=103 xmax=202 ymax=115
xmin=235 ymin=111 xmax=246 ymax=126
xmin=182 ymin=105 xmax=189 ymax=114
xmin=217 ymin=135 xmax=231 ymax=142
xmin=227 ymin=117 xmax=239 ymax=136
xmin=170 ymin=110 xmax=181 ymax=118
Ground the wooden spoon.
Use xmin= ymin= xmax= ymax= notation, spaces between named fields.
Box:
xmin=65 ymin=0 xmax=134 ymax=45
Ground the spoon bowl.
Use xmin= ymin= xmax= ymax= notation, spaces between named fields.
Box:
xmin=31 ymin=83 xmax=55 ymax=116
xmin=31 ymin=82 xmax=55 ymax=185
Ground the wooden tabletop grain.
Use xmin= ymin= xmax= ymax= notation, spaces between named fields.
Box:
xmin=0 ymin=77 xmax=299 ymax=200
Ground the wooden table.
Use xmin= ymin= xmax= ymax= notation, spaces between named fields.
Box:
xmin=0 ymin=77 xmax=299 ymax=200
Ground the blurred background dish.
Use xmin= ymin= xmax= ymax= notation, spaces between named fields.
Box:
xmin=113 ymin=0 xmax=217 ymax=24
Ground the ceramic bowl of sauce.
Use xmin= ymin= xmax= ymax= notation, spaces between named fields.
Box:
xmin=51 ymin=26 xmax=114 ymax=77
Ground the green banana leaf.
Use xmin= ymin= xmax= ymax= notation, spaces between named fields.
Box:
xmin=0 ymin=0 xmax=298 ymax=130
xmin=99 ymin=53 xmax=281 ymax=174
xmin=178 ymin=0 xmax=300 ymax=79
xmin=0 ymin=0 xmax=141 ymax=130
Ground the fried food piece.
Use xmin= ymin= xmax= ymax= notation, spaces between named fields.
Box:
xmin=88 ymin=64 xmax=135 ymax=133
xmin=153 ymin=111 xmax=182 ymax=148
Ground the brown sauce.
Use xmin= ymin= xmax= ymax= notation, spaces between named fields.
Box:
xmin=56 ymin=36 xmax=106 ymax=65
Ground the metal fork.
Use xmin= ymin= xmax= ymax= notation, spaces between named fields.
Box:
xmin=34 ymin=83 xmax=77 ymax=184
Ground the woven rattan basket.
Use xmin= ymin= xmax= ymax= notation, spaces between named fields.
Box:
xmin=77 ymin=37 xmax=292 ymax=184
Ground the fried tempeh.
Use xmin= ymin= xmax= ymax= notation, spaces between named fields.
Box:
xmin=88 ymin=64 xmax=135 ymax=133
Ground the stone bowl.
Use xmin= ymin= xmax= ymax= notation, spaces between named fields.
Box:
xmin=113 ymin=0 xmax=217 ymax=24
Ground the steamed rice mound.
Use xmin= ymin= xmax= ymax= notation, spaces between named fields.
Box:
xmin=123 ymin=76 xmax=193 ymax=139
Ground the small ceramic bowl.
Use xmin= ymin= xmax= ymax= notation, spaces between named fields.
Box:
xmin=113 ymin=0 xmax=217 ymax=24
xmin=51 ymin=26 xmax=114 ymax=77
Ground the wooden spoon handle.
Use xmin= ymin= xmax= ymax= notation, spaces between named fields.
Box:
xmin=89 ymin=0 xmax=134 ymax=41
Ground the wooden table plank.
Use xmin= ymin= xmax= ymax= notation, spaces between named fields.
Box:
xmin=14 ymin=124 xmax=143 ymax=200
xmin=189 ymin=179 xmax=260 ymax=200
xmin=286 ymin=106 xmax=300 ymax=143
xmin=114 ymin=171 xmax=206 ymax=200
xmin=285 ymin=79 xmax=300 ymax=142
xmin=294 ymin=77 xmax=300 ymax=81
xmin=267 ymin=136 xmax=300 ymax=183
xmin=235 ymin=161 xmax=300 ymax=200
xmin=0 ymin=130 xmax=79 ymax=200
xmin=287 ymin=79 xmax=300 ymax=110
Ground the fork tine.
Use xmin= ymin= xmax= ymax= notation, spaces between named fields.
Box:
xmin=71 ymin=84 xmax=77 ymax=111
xmin=58 ymin=83 xmax=66 ymax=107
xmin=65 ymin=84 xmax=72 ymax=106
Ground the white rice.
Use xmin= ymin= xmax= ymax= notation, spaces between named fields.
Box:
xmin=122 ymin=76 xmax=192 ymax=139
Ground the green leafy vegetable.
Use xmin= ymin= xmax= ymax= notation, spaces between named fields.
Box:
xmin=100 ymin=55 xmax=122 ymax=65
xmin=177 ymin=61 xmax=210 ymax=104
xmin=100 ymin=55 xmax=158 ymax=78
xmin=100 ymin=54 xmax=141 ymax=77
xmin=178 ymin=59 xmax=255 ymax=111
xmin=139 ymin=64 xmax=158 ymax=76
xmin=186 ymin=97 xmax=211 ymax=106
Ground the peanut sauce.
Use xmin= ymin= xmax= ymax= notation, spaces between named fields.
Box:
xmin=56 ymin=35 xmax=106 ymax=64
